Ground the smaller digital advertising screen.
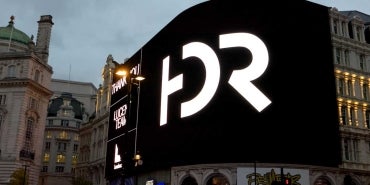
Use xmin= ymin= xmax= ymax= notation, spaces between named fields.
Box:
xmin=106 ymin=0 xmax=342 ymax=178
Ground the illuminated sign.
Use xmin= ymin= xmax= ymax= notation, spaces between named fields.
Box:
xmin=160 ymin=32 xmax=271 ymax=126
xmin=237 ymin=168 xmax=309 ymax=185
xmin=106 ymin=0 xmax=341 ymax=178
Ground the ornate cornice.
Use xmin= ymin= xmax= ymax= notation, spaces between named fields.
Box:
xmin=0 ymin=78 xmax=53 ymax=97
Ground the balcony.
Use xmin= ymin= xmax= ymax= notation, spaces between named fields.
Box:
xmin=19 ymin=149 xmax=35 ymax=160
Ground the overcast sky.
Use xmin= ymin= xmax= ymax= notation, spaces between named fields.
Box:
xmin=1 ymin=0 xmax=369 ymax=87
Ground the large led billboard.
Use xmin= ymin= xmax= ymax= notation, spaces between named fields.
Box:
xmin=106 ymin=0 xmax=341 ymax=178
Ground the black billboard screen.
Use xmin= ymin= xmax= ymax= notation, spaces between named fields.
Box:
xmin=106 ymin=0 xmax=341 ymax=177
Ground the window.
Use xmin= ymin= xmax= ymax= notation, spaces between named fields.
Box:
xmin=74 ymin=134 xmax=79 ymax=141
xmin=366 ymin=110 xmax=370 ymax=129
xmin=45 ymin=142 xmax=50 ymax=150
xmin=7 ymin=65 xmax=16 ymax=78
xmin=363 ymin=83 xmax=369 ymax=100
xmin=338 ymin=78 xmax=345 ymax=96
xmin=344 ymin=50 xmax=350 ymax=66
xmin=0 ymin=94 xmax=6 ymax=105
xmin=356 ymin=26 xmax=362 ymax=41
xmin=42 ymin=166 xmax=48 ymax=172
xmin=55 ymin=166 xmax=64 ymax=172
xmin=343 ymin=138 xmax=359 ymax=162
xmin=61 ymin=120 xmax=69 ymax=127
xmin=0 ymin=111 xmax=3 ymax=129
xmin=29 ymin=98 xmax=38 ymax=109
xmin=341 ymin=105 xmax=347 ymax=125
xmin=72 ymin=155 xmax=78 ymax=165
xmin=43 ymin=153 xmax=50 ymax=162
xmin=57 ymin=142 xmax=67 ymax=151
xmin=333 ymin=20 xmax=339 ymax=34
xmin=56 ymin=154 xmax=66 ymax=163
xmin=353 ymin=140 xmax=359 ymax=161
xmin=46 ymin=131 xmax=52 ymax=139
xmin=347 ymin=80 xmax=353 ymax=96
xmin=349 ymin=107 xmax=355 ymax=125
xmin=59 ymin=131 xmax=68 ymax=139
xmin=360 ymin=55 xmax=366 ymax=71
xmin=344 ymin=139 xmax=350 ymax=160
xmin=24 ymin=118 xmax=34 ymax=150
xmin=62 ymin=109 xmax=71 ymax=116
xmin=73 ymin=144 xmax=78 ymax=152
xmin=48 ymin=119 xmax=53 ymax=126
xmin=34 ymin=70 xmax=40 ymax=82
xmin=335 ymin=48 xmax=342 ymax=64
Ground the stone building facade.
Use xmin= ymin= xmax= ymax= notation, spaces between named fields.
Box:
xmin=0 ymin=15 xmax=54 ymax=185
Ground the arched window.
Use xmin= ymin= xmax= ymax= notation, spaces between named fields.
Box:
xmin=24 ymin=117 xmax=34 ymax=150
xmin=206 ymin=174 xmax=229 ymax=185
xmin=181 ymin=176 xmax=198 ymax=185
xmin=313 ymin=176 xmax=332 ymax=185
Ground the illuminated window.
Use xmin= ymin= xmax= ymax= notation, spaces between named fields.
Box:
xmin=56 ymin=154 xmax=66 ymax=163
xmin=59 ymin=131 xmax=68 ymax=139
xmin=206 ymin=174 xmax=229 ymax=185
xmin=44 ymin=153 xmax=50 ymax=162
xmin=46 ymin=131 xmax=52 ymax=139
xmin=72 ymin=155 xmax=78 ymax=165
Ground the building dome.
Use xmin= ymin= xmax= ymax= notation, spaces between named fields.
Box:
xmin=0 ymin=16 xmax=31 ymax=45
xmin=47 ymin=92 xmax=85 ymax=120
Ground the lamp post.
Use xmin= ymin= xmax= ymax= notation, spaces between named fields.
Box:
xmin=131 ymin=75 xmax=144 ymax=167
xmin=22 ymin=164 xmax=28 ymax=185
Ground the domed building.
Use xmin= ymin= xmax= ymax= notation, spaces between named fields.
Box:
xmin=40 ymin=92 xmax=89 ymax=185
xmin=0 ymin=15 xmax=54 ymax=185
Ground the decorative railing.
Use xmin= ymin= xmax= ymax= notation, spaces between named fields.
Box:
xmin=19 ymin=149 xmax=35 ymax=160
